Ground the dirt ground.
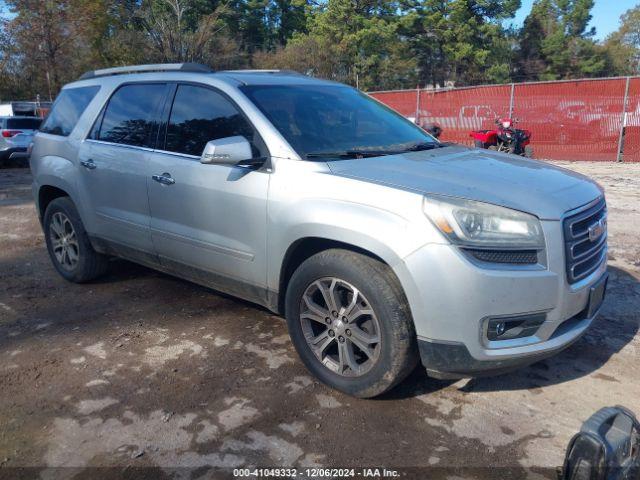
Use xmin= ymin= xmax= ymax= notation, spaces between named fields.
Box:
xmin=0 ymin=161 xmax=639 ymax=480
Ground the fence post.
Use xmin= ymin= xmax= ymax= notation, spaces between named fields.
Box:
xmin=509 ymin=83 xmax=515 ymax=118
xmin=415 ymin=86 xmax=421 ymax=124
xmin=617 ymin=77 xmax=631 ymax=162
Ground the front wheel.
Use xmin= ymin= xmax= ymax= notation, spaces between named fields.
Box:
xmin=285 ymin=249 xmax=418 ymax=398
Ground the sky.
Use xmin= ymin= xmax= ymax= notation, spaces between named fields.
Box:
xmin=0 ymin=0 xmax=637 ymax=41
xmin=509 ymin=0 xmax=638 ymax=40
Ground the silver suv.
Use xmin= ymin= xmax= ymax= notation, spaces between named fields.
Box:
xmin=30 ymin=64 xmax=608 ymax=397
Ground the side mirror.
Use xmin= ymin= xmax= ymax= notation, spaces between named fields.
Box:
xmin=200 ymin=136 xmax=253 ymax=166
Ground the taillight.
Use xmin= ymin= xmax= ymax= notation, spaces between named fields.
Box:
xmin=1 ymin=130 xmax=23 ymax=138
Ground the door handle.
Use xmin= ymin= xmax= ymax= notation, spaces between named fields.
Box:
xmin=80 ymin=159 xmax=96 ymax=170
xmin=152 ymin=173 xmax=175 ymax=185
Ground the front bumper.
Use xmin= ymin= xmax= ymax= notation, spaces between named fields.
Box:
xmin=396 ymin=218 xmax=607 ymax=378
xmin=417 ymin=292 xmax=602 ymax=379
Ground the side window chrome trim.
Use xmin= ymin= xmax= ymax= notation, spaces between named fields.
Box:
xmin=85 ymin=138 xmax=155 ymax=153
xmin=85 ymin=139 xmax=201 ymax=159
xmin=152 ymin=148 xmax=201 ymax=160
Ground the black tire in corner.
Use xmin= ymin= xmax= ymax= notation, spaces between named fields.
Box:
xmin=43 ymin=196 xmax=109 ymax=283
xmin=285 ymin=249 xmax=418 ymax=398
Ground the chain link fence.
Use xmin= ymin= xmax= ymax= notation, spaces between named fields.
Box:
xmin=370 ymin=77 xmax=640 ymax=162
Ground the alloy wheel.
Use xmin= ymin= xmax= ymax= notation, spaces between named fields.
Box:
xmin=299 ymin=277 xmax=381 ymax=377
xmin=49 ymin=212 xmax=80 ymax=271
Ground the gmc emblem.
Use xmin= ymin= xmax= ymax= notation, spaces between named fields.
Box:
xmin=588 ymin=218 xmax=606 ymax=242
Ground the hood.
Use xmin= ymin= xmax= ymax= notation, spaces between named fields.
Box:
xmin=326 ymin=145 xmax=603 ymax=220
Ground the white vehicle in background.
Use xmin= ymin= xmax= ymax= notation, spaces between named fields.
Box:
xmin=0 ymin=116 xmax=42 ymax=165
xmin=417 ymin=104 xmax=497 ymax=131
xmin=0 ymin=101 xmax=52 ymax=118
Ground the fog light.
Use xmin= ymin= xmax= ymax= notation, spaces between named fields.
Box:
xmin=486 ymin=313 xmax=546 ymax=342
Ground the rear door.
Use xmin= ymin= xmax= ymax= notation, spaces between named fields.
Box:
xmin=78 ymin=83 xmax=169 ymax=259
xmin=146 ymin=83 xmax=270 ymax=295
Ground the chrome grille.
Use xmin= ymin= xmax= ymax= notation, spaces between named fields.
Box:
xmin=563 ymin=198 xmax=607 ymax=284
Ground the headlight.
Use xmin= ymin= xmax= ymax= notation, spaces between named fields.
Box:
xmin=423 ymin=195 xmax=544 ymax=248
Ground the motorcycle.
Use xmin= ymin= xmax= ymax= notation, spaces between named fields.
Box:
xmin=470 ymin=117 xmax=533 ymax=157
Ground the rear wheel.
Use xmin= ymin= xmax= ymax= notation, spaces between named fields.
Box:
xmin=285 ymin=249 xmax=418 ymax=398
xmin=473 ymin=140 xmax=484 ymax=149
xmin=43 ymin=197 xmax=109 ymax=283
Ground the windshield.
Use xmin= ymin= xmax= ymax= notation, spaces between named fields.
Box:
xmin=240 ymin=84 xmax=438 ymax=159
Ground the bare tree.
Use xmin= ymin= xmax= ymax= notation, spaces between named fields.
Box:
xmin=136 ymin=0 xmax=229 ymax=63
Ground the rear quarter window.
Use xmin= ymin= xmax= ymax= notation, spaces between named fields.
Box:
xmin=40 ymin=85 xmax=100 ymax=136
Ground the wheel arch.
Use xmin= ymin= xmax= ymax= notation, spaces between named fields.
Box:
xmin=277 ymin=236 xmax=403 ymax=316
xmin=38 ymin=184 xmax=72 ymax=222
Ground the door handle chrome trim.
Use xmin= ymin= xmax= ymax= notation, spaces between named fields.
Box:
xmin=152 ymin=173 xmax=175 ymax=185
xmin=80 ymin=159 xmax=96 ymax=170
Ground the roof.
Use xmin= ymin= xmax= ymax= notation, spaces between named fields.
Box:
xmin=75 ymin=63 xmax=338 ymax=88
xmin=214 ymin=70 xmax=337 ymax=87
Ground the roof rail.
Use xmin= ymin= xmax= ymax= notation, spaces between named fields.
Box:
xmin=219 ymin=69 xmax=304 ymax=76
xmin=79 ymin=63 xmax=213 ymax=80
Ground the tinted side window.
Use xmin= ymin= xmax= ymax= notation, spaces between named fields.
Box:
xmin=165 ymin=85 xmax=254 ymax=156
xmin=98 ymin=84 xmax=166 ymax=148
xmin=39 ymin=86 xmax=100 ymax=136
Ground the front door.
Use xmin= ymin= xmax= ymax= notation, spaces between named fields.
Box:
xmin=77 ymin=82 xmax=169 ymax=258
xmin=146 ymin=84 xmax=270 ymax=298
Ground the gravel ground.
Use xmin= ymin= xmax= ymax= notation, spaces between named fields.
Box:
xmin=0 ymin=162 xmax=639 ymax=480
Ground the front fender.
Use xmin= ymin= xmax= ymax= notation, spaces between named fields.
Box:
xmin=267 ymin=196 xmax=432 ymax=294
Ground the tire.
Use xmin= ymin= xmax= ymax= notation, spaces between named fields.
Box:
xmin=473 ymin=140 xmax=484 ymax=149
xmin=285 ymin=249 xmax=418 ymax=398
xmin=524 ymin=146 xmax=534 ymax=158
xmin=43 ymin=197 xmax=109 ymax=283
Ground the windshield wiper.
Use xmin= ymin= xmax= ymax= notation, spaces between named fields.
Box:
xmin=396 ymin=141 xmax=445 ymax=152
xmin=304 ymin=150 xmax=393 ymax=159
xmin=304 ymin=142 xmax=448 ymax=159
